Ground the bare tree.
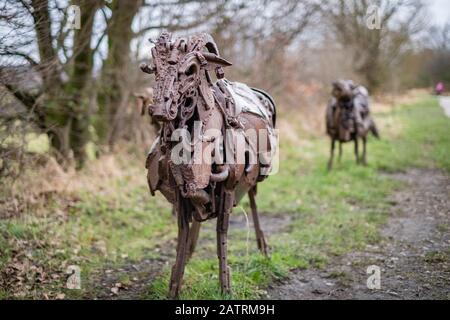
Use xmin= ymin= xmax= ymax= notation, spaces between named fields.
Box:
xmin=322 ymin=0 xmax=426 ymax=91
xmin=427 ymin=23 xmax=450 ymax=51
xmin=205 ymin=0 xmax=322 ymax=94
xmin=421 ymin=22 xmax=450 ymax=86
xmin=0 ymin=0 xmax=103 ymax=167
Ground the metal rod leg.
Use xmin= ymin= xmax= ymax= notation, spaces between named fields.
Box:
xmin=168 ymin=199 xmax=190 ymax=299
xmin=362 ymin=137 xmax=367 ymax=165
xmin=328 ymin=139 xmax=335 ymax=171
xmin=248 ymin=188 xmax=269 ymax=257
xmin=187 ymin=220 xmax=201 ymax=260
xmin=217 ymin=191 xmax=232 ymax=295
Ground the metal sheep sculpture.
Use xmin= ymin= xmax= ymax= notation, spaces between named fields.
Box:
xmin=326 ymin=80 xmax=379 ymax=170
xmin=140 ymin=32 xmax=277 ymax=298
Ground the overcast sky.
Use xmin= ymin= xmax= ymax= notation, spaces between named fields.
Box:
xmin=429 ymin=0 xmax=450 ymax=26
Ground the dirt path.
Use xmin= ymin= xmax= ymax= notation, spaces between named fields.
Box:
xmin=93 ymin=168 xmax=449 ymax=300
xmin=268 ymin=168 xmax=450 ymax=300
xmin=92 ymin=246 xmax=174 ymax=299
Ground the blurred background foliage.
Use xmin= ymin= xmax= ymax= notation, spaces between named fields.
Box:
xmin=0 ymin=0 xmax=448 ymax=173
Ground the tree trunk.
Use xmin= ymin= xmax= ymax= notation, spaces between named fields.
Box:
xmin=27 ymin=0 xmax=101 ymax=167
xmin=30 ymin=0 xmax=59 ymax=90
xmin=64 ymin=0 xmax=102 ymax=167
xmin=96 ymin=0 xmax=143 ymax=148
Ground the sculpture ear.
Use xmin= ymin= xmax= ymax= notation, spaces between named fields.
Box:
xmin=332 ymin=81 xmax=339 ymax=89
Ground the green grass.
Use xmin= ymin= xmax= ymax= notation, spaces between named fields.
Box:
xmin=0 ymin=170 xmax=176 ymax=299
xmin=0 ymin=96 xmax=448 ymax=299
xmin=371 ymin=98 xmax=450 ymax=172
xmin=146 ymin=96 xmax=449 ymax=299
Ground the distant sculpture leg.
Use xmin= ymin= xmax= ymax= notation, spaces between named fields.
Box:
xmin=187 ymin=220 xmax=201 ymax=260
xmin=354 ymin=138 xmax=360 ymax=164
xmin=248 ymin=188 xmax=269 ymax=257
xmin=338 ymin=142 xmax=343 ymax=163
xmin=362 ymin=137 xmax=367 ymax=166
xmin=217 ymin=190 xmax=232 ymax=295
xmin=169 ymin=197 xmax=190 ymax=299
xmin=328 ymin=139 xmax=335 ymax=171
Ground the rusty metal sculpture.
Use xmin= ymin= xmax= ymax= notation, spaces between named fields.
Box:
xmin=140 ymin=32 xmax=277 ymax=298
xmin=326 ymin=80 xmax=379 ymax=170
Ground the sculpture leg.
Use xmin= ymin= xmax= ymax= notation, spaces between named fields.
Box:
xmin=327 ymin=139 xmax=335 ymax=171
xmin=362 ymin=137 xmax=367 ymax=166
xmin=168 ymin=198 xmax=190 ymax=299
xmin=187 ymin=220 xmax=201 ymax=260
xmin=354 ymin=138 xmax=360 ymax=164
xmin=248 ymin=188 xmax=269 ymax=257
xmin=217 ymin=190 xmax=232 ymax=295
xmin=338 ymin=142 xmax=343 ymax=163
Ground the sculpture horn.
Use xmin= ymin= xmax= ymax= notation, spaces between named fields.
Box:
xmin=202 ymin=52 xmax=232 ymax=67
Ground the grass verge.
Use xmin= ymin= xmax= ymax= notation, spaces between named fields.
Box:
xmin=0 ymin=96 xmax=448 ymax=299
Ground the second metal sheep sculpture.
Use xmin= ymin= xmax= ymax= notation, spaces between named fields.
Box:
xmin=326 ymin=80 xmax=379 ymax=170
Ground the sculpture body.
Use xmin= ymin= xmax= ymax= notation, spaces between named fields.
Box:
xmin=141 ymin=32 xmax=277 ymax=298
xmin=326 ymin=80 xmax=379 ymax=170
